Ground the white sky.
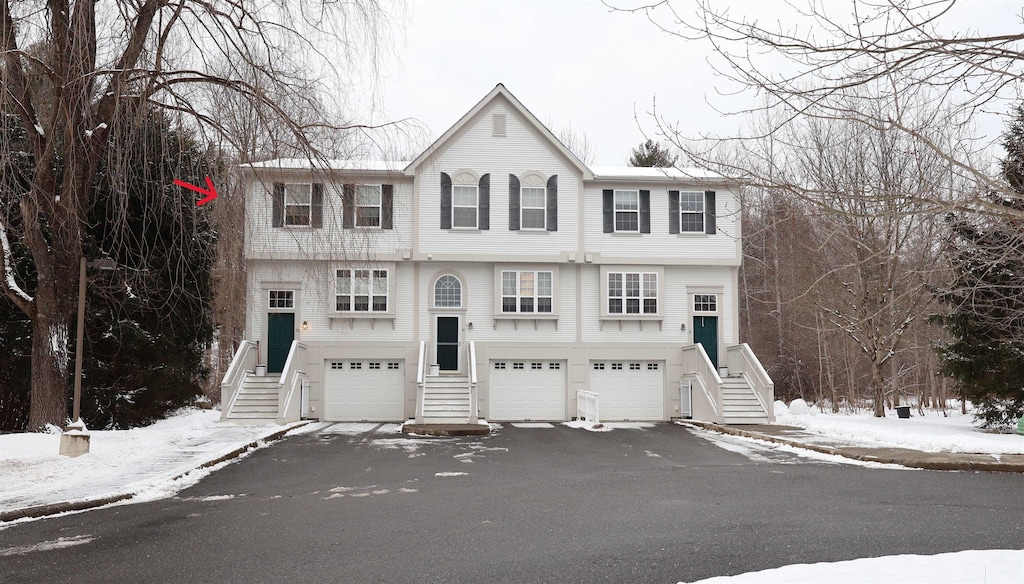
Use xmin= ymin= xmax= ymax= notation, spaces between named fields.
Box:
xmin=364 ymin=0 xmax=1021 ymax=165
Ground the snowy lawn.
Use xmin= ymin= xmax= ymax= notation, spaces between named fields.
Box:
xmin=0 ymin=408 xmax=303 ymax=519
xmin=563 ymin=421 xmax=656 ymax=432
xmin=775 ymin=401 xmax=1024 ymax=455
xmin=680 ymin=549 xmax=1023 ymax=584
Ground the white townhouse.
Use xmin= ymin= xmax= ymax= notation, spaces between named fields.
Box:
xmin=220 ymin=84 xmax=774 ymax=426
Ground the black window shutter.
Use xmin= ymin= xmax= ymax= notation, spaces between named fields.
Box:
xmin=311 ymin=183 xmax=324 ymax=228
xmin=509 ymin=174 xmax=520 ymax=231
xmin=342 ymin=184 xmax=355 ymax=229
xmin=546 ymin=175 xmax=558 ymax=232
xmin=640 ymin=190 xmax=651 ymax=234
xmin=440 ymin=173 xmax=452 ymax=229
xmin=602 ymin=189 xmax=614 ymax=233
xmin=479 ymin=173 xmax=490 ymax=230
xmin=705 ymin=191 xmax=717 ymax=235
xmin=668 ymin=190 xmax=680 ymax=234
xmin=381 ymin=184 xmax=394 ymax=230
xmin=272 ymin=183 xmax=284 ymax=227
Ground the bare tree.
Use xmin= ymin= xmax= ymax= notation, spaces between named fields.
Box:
xmin=549 ymin=120 xmax=597 ymax=165
xmin=0 ymin=1 xmax=400 ymax=429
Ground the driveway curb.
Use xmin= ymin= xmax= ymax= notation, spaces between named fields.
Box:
xmin=682 ymin=421 xmax=1024 ymax=473
xmin=0 ymin=422 xmax=309 ymax=524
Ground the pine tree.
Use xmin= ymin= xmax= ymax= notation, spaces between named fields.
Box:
xmin=934 ymin=104 xmax=1024 ymax=428
xmin=628 ymin=140 xmax=678 ymax=167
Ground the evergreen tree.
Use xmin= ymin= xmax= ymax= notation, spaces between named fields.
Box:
xmin=628 ymin=139 xmax=678 ymax=167
xmin=934 ymin=104 xmax=1024 ymax=428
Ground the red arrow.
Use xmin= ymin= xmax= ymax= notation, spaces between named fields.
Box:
xmin=174 ymin=176 xmax=218 ymax=206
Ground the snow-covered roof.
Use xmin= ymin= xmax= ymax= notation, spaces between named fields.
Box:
xmin=588 ymin=165 xmax=727 ymax=182
xmin=241 ymin=159 xmax=409 ymax=172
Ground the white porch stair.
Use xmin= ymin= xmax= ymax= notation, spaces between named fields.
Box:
xmin=225 ymin=374 xmax=281 ymax=424
xmin=721 ymin=375 xmax=770 ymax=425
xmin=420 ymin=375 xmax=473 ymax=424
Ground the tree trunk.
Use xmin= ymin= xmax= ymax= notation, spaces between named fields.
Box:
xmin=871 ymin=360 xmax=886 ymax=417
xmin=26 ymin=275 xmax=77 ymax=429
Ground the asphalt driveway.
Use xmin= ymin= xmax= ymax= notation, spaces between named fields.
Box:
xmin=2 ymin=422 xmax=1022 ymax=584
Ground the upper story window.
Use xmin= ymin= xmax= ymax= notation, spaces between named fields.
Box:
xmin=679 ymin=191 xmax=705 ymax=232
xmin=336 ymin=269 xmax=388 ymax=312
xmin=608 ymin=272 xmax=658 ymax=315
xmin=285 ymin=184 xmax=311 ymax=226
xmin=521 ymin=187 xmax=546 ymax=229
xmin=694 ymin=294 xmax=717 ymax=313
xmin=269 ymin=290 xmax=294 ymax=309
xmin=434 ymin=275 xmax=462 ymax=308
xmin=669 ymin=190 xmax=716 ymax=235
xmin=452 ymin=185 xmax=478 ymax=228
xmin=614 ymin=190 xmax=639 ymax=232
xmin=502 ymin=270 xmax=553 ymax=313
xmin=356 ymin=185 xmax=382 ymax=227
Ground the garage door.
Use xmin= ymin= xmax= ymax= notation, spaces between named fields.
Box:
xmin=489 ymin=360 xmax=566 ymax=421
xmin=588 ymin=361 xmax=664 ymax=421
xmin=324 ymin=360 xmax=405 ymax=421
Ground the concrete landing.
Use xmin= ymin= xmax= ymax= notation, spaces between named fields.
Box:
xmin=402 ymin=424 xmax=491 ymax=437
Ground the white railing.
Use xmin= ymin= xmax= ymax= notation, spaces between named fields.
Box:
xmin=577 ymin=390 xmax=600 ymax=423
xmin=277 ymin=340 xmax=307 ymax=424
xmin=682 ymin=343 xmax=723 ymax=421
xmin=468 ymin=341 xmax=478 ymax=423
xmin=220 ymin=340 xmax=257 ymax=421
xmin=415 ymin=340 xmax=427 ymax=423
xmin=727 ymin=344 xmax=775 ymax=421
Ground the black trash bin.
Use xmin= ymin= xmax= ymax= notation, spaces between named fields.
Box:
xmin=895 ymin=405 xmax=911 ymax=419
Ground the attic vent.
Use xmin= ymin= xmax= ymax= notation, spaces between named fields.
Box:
xmin=492 ymin=113 xmax=506 ymax=137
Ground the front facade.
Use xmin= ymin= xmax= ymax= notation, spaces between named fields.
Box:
xmin=222 ymin=84 xmax=773 ymax=425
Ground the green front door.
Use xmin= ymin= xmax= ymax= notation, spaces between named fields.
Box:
xmin=267 ymin=312 xmax=295 ymax=374
xmin=693 ymin=316 xmax=719 ymax=369
xmin=436 ymin=316 xmax=459 ymax=371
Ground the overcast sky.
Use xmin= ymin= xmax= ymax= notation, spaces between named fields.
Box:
xmin=364 ymin=0 xmax=1019 ymax=165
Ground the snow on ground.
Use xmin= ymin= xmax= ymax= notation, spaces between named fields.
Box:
xmin=775 ymin=404 xmax=1024 ymax=454
xmin=563 ymin=421 xmax=655 ymax=432
xmin=680 ymin=549 xmax=1024 ymax=584
xmin=0 ymin=408 xmax=303 ymax=520
xmin=319 ymin=422 xmax=403 ymax=435
xmin=511 ymin=422 xmax=555 ymax=428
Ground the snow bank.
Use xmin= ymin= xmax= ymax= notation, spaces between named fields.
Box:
xmin=773 ymin=400 xmax=789 ymax=417
xmin=776 ymin=409 xmax=1024 ymax=454
xmin=679 ymin=549 xmax=1024 ymax=584
xmin=562 ymin=421 xmax=655 ymax=432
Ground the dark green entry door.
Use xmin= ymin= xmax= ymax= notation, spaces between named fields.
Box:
xmin=267 ymin=312 xmax=295 ymax=374
xmin=436 ymin=316 xmax=459 ymax=371
xmin=693 ymin=316 xmax=719 ymax=369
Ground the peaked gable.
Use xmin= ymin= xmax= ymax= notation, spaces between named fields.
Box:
xmin=404 ymin=84 xmax=593 ymax=179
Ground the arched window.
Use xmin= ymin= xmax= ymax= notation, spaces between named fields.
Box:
xmin=434 ymin=275 xmax=462 ymax=308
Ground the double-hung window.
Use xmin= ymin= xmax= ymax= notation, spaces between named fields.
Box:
xmin=356 ymin=185 xmax=382 ymax=227
xmin=521 ymin=187 xmax=546 ymax=229
xmin=452 ymin=185 xmax=478 ymax=228
xmin=679 ymin=191 xmax=704 ymax=232
xmin=608 ymin=272 xmax=658 ymax=315
xmin=501 ymin=270 xmax=553 ymax=313
xmin=284 ymin=184 xmax=311 ymax=226
xmin=614 ymin=190 xmax=639 ymax=232
xmin=336 ymin=269 xmax=388 ymax=312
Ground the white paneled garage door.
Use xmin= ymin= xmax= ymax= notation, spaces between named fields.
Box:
xmin=588 ymin=361 xmax=664 ymax=421
xmin=324 ymin=360 xmax=405 ymax=421
xmin=489 ymin=360 xmax=566 ymax=421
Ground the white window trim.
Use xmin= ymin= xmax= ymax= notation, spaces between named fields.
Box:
xmin=452 ymin=184 xmax=478 ymax=229
xmin=284 ymin=183 xmax=312 ymax=227
xmin=607 ymin=271 xmax=658 ymax=316
xmin=355 ymin=184 xmax=382 ymax=228
xmin=335 ymin=268 xmax=389 ymax=314
xmin=521 ymin=186 xmax=546 ymax=230
xmin=679 ymin=190 xmax=705 ymax=233
xmin=613 ymin=190 xmax=640 ymax=233
xmin=433 ymin=274 xmax=463 ymax=309
xmin=500 ymin=270 xmax=554 ymax=315
xmin=599 ymin=266 xmax=664 ymax=324
xmin=693 ymin=293 xmax=719 ymax=315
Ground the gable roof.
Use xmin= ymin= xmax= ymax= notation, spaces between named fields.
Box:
xmin=403 ymin=84 xmax=594 ymax=179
